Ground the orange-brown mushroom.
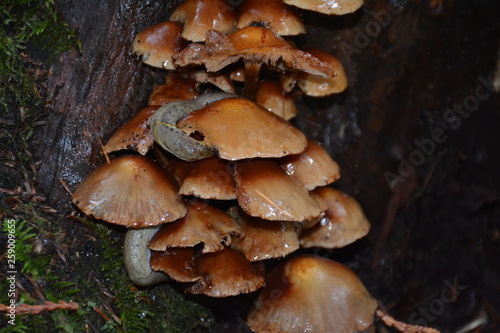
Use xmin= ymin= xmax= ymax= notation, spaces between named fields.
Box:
xmin=170 ymin=0 xmax=236 ymax=42
xmin=104 ymin=106 xmax=159 ymax=156
xmin=247 ymin=255 xmax=377 ymax=333
xmin=168 ymin=157 xmax=237 ymax=200
xmin=300 ymin=187 xmax=370 ymax=248
xmin=132 ymin=21 xmax=187 ymax=70
xmin=175 ymin=26 xmax=335 ymax=99
xmin=229 ymin=207 xmax=300 ymax=261
xmin=283 ymin=0 xmax=364 ymax=15
xmin=150 ymin=248 xmax=200 ymax=283
xmin=148 ymin=200 xmax=243 ymax=253
xmin=255 ymin=80 xmax=297 ymax=120
xmin=177 ymin=97 xmax=307 ymax=160
xmin=296 ymin=48 xmax=348 ymax=96
xmin=236 ymin=0 xmax=305 ymax=36
xmin=186 ymin=247 xmax=265 ymax=297
xmin=235 ymin=159 xmax=322 ymax=221
xmin=148 ymin=74 xmax=198 ymax=106
xmin=72 ymin=155 xmax=186 ymax=227
xmin=280 ymin=139 xmax=341 ymax=190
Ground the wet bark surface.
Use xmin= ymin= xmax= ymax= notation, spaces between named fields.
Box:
xmin=17 ymin=0 xmax=500 ymax=331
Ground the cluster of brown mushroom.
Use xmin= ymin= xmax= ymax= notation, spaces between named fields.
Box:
xmin=71 ymin=1 xmax=440 ymax=332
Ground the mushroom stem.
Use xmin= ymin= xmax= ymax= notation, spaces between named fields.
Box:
xmin=242 ymin=61 xmax=262 ymax=100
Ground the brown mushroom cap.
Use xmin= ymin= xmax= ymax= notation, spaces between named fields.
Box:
xmin=148 ymin=200 xmax=243 ymax=253
xmin=229 ymin=207 xmax=300 ymax=261
xmin=170 ymin=0 xmax=236 ymax=42
xmin=247 ymin=255 xmax=377 ymax=333
xmin=175 ymin=26 xmax=335 ymax=77
xmin=283 ymin=0 xmax=364 ymax=15
xmin=235 ymin=159 xmax=322 ymax=221
xmin=236 ymin=0 xmax=305 ymax=36
xmin=168 ymin=157 xmax=237 ymax=200
xmin=150 ymin=248 xmax=200 ymax=283
xmin=72 ymin=155 xmax=186 ymax=227
xmin=148 ymin=74 xmax=198 ymax=106
xmin=280 ymin=139 xmax=341 ymax=190
xmin=104 ymin=106 xmax=159 ymax=156
xmin=132 ymin=21 xmax=187 ymax=70
xmin=297 ymin=48 xmax=348 ymax=96
xmin=300 ymin=187 xmax=370 ymax=248
xmin=255 ymin=80 xmax=297 ymax=120
xmin=186 ymin=247 xmax=265 ymax=297
xmin=177 ymin=97 xmax=307 ymax=160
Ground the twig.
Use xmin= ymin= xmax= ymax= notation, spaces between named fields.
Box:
xmin=377 ymin=309 xmax=440 ymax=333
xmin=0 ymin=300 xmax=79 ymax=315
xmin=254 ymin=189 xmax=293 ymax=219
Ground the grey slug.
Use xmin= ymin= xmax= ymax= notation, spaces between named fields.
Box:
xmin=150 ymin=92 xmax=236 ymax=162
xmin=123 ymin=226 xmax=167 ymax=287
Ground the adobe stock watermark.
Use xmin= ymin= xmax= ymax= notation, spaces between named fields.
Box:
xmin=340 ymin=1 xmax=407 ymax=63
xmin=385 ymin=74 xmax=495 ymax=192
xmin=409 ymin=279 xmax=467 ymax=330
xmin=3 ymin=218 xmax=18 ymax=326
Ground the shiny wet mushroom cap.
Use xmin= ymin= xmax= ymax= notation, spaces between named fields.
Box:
xmin=150 ymin=248 xmax=200 ymax=283
xmin=236 ymin=0 xmax=305 ymax=36
xmin=174 ymin=26 xmax=335 ymax=98
xmin=296 ymin=48 xmax=348 ymax=96
xmin=235 ymin=159 xmax=322 ymax=221
xmin=148 ymin=200 xmax=242 ymax=253
xmin=280 ymin=139 xmax=341 ymax=190
xmin=255 ymin=80 xmax=297 ymax=120
xmin=72 ymin=155 xmax=186 ymax=227
xmin=300 ymin=187 xmax=370 ymax=248
xmin=177 ymin=97 xmax=307 ymax=160
xmin=247 ymin=255 xmax=377 ymax=333
xmin=148 ymin=74 xmax=198 ymax=106
xmin=283 ymin=0 xmax=364 ymax=15
xmin=228 ymin=207 xmax=300 ymax=262
xmin=132 ymin=21 xmax=187 ymax=70
xmin=168 ymin=157 xmax=237 ymax=200
xmin=170 ymin=0 xmax=236 ymax=42
xmin=186 ymin=247 xmax=265 ymax=297
xmin=104 ymin=106 xmax=159 ymax=156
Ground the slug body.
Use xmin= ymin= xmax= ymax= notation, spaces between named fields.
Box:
xmin=151 ymin=92 xmax=236 ymax=161
xmin=124 ymin=226 xmax=168 ymax=286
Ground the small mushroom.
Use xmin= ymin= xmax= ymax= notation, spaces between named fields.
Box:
xmin=150 ymin=248 xmax=200 ymax=283
xmin=280 ymin=139 xmax=341 ymax=190
xmin=170 ymin=0 xmax=236 ymax=42
xmin=236 ymin=0 xmax=305 ymax=36
xmin=72 ymin=155 xmax=186 ymax=227
xmin=104 ymin=106 xmax=159 ymax=156
xmin=255 ymin=80 xmax=297 ymax=120
xmin=300 ymin=187 xmax=370 ymax=248
xmin=168 ymin=157 xmax=237 ymax=200
xmin=148 ymin=74 xmax=198 ymax=106
xmin=247 ymin=255 xmax=377 ymax=333
xmin=186 ymin=247 xmax=265 ymax=297
xmin=148 ymin=200 xmax=243 ymax=253
xmin=177 ymin=97 xmax=307 ymax=160
xmin=296 ymin=48 xmax=348 ymax=96
xmin=235 ymin=159 xmax=322 ymax=221
xmin=283 ymin=0 xmax=364 ymax=15
xmin=132 ymin=21 xmax=187 ymax=70
xmin=174 ymin=26 xmax=335 ymax=99
xmin=228 ymin=207 xmax=300 ymax=262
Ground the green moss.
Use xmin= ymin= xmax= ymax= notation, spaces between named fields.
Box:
xmin=0 ymin=0 xmax=80 ymax=113
xmin=0 ymin=204 xmax=214 ymax=333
